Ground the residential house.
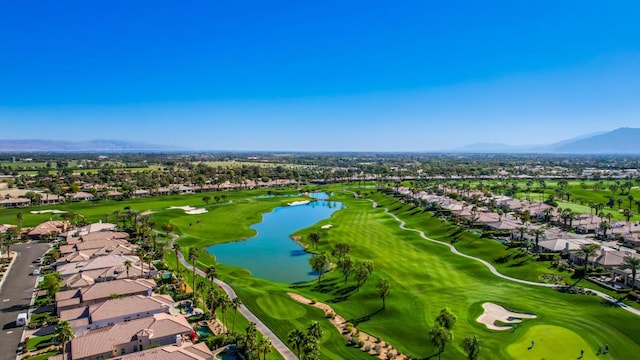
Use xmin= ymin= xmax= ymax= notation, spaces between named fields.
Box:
xmin=56 ymin=254 xmax=155 ymax=285
xmin=56 ymin=278 xmax=156 ymax=313
xmin=110 ymin=342 xmax=213 ymax=360
xmin=108 ymin=190 xmax=124 ymax=199
xmin=41 ymin=193 xmax=64 ymax=205
xmin=60 ymin=294 xmax=174 ymax=335
xmin=0 ymin=197 xmax=31 ymax=208
xmin=133 ymin=189 xmax=151 ymax=198
xmin=67 ymin=192 xmax=95 ymax=202
xmin=60 ymin=313 xmax=193 ymax=360
xmin=27 ymin=220 xmax=68 ymax=239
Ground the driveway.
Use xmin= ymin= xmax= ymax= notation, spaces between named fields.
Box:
xmin=0 ymin=242 xmax=50 ymax=360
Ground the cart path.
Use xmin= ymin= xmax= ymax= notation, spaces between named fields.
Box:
xmin=371 ymin=199 xmax=640 ymax=317
xmin=168 ymin=234 xmax=298 ymax=360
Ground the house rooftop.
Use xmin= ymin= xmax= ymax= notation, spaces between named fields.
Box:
xmin=56 ymin=278 xmax=156 ymax=303
xmin=70 ymin=313 xmax=193 ymax=360
xmin=110 ymin=342 xmax=213 ymax=360
xmin=60 ymin=294 xmax=174 ymax=324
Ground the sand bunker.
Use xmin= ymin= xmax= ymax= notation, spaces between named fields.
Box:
xmin=30 ymin=210 xmax=67 ymax=214
xmin=288 ymin=293 xmax=409 ymax=360
xmin=321 ymin=224 xmax=333 ymax=229
xmin=288 ymin=200 xmax=310 ymax=206
xmin=477 ymin=303 xmax=536 ymax=331
xmin=168 ymin=206 xmax=208 ymax=215
xmin=186 ymin=208 xmax=208 ymax=214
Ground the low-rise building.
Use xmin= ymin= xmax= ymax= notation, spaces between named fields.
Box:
xmin=56 ymin=278 xmax=157 ymax=313
xmin=27 ymin=220 xmax=68 ymax=239
xmin=58 ymin=313 xmax=194 ymax=360
xmin=0 ymin=197 xmax=31 ymax=208
xmin=67 ymin=192 xmax=95 ymax=201
xmin=56 ymin=254 xmax=154 ymax=283
xmin=60 ymin=294 xmax=175 ymax=335
xmin=110 ymin=342 xmax=213 ymax=360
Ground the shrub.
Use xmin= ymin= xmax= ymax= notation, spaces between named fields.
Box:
xmin=36 ymin=341 xmax=54 ymax=350
xmin=628 ymin=291 xmax=638 ymax=301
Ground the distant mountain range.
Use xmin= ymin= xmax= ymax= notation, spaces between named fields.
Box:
xmin=454 ymin=127 xmax=640 ymax=154
xmin=1 ymin=127 xmax=639 ymax=154
xmin=0 ymin=139 xmax=178 ymax=152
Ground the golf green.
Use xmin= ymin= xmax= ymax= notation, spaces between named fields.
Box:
xmin=507 ymin=325 xmax=596 ymax=360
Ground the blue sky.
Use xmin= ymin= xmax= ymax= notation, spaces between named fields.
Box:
xmin=1 ymin=1 xmax=638 ymax=151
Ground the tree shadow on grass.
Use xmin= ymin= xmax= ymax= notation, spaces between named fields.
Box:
xmin=408 ymin=209 xmax=422 ymax=216
xmin=347 ymin=308 xmax=384 ymax=326
xmin=327 ymin=295 xmax=350 ymax=303
xmin=311 ymin=279 xmax=339 ymax=293
xmin=419 ymin=351 xmax=442 ymax=360
xmin=508 ymin=258 xmax=531 ymax=267
xmin=495 ymin=253 xmax=514 ymax=264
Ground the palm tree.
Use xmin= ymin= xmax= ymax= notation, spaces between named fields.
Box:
xmin=232 ymin=297 xmax=242 ymax=334
xmin=308 ymin=232 xmax=320 ymax=249
xmin=206 ymin=265 xmax=218 ymax=287
xmin=16 ymin=212 xmax=24 ymax=230
xmin=188 ymin=247 xmax=199 ymax=293
xmin=516 ymin=226 xmax=528 ymax=243
xmin=622 ymin=256 xmax=640 ymax=289
xmin=287 ymin=328 xmax=305 ymax=359
xmin=136 ymin=248 xmax=147 ymax=277
xmin=196 ymin=280 xmax=206 ymax=298
xmin=219 ymin=292 xmax=231 ymax=332
xmin=173 ymin=243 xmax=181 ymax=272
xmin=579 ymin=244 xmax=600 ymax=275
xmin=55 ymin=320 xmax=74 ymax=359
xmin=123 ymin=260 xmax=132 ymax=278
xmin=462 ymin=335 xmax=483 ymax=360
xmin=260 ymin=337 xmax=272 ymax=360
xmin=376 ymin=277 xmax=390 ymax=309
xmin=307 ymin=321 xmax=323 ymax=341
xmin=529 ymin=228 xmax=546 ymax=253
xmin=599 ymin=221 xmax=611 ymax=238
xmin=629 ymin=194 xmax=635 ymax=209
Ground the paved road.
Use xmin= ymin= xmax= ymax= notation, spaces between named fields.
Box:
xmin=374 ymin=200 xmax=640 ymax=317
xmin=168 ymin=235 xmax=298 ymax=360
xmin=0 ymin=242 xmax=50 ymax=360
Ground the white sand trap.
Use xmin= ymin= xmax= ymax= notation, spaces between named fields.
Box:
xmin=168 ymin=206 xmax=207 ymax=215
xmin=321 ymin=224 xmax=333 ymax=229
xmin=477 ymin=302 xmax=536 ymax=331
xmin=168 ymin=206 xmax=197 ymax=211
xmin=185 ymin=208 xmax=208 ymax=215
xmin=288 ymin=200 xmax=310 ymax=206
xmin=30 ymin=210 xmax=67 ymax=214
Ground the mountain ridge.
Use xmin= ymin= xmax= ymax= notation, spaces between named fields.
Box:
xmin=454 ymin=128 xmax=640 ymax=154
xmin=0 ymin=139 xmax=179 ymax=152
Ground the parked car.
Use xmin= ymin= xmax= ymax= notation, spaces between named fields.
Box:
xmin=16 ymin=313 xmax=28 ymax=326
xmin=32 ymin=269 xmax=40 ymax=276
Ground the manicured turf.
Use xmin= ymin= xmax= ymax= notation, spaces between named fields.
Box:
xmin=26 ymin=334 xmax=54 ymax=351
xmin=6 ymin=186 xmax=640 ymax=359
xmin=506 ymin=325 xmax=596 ymax=360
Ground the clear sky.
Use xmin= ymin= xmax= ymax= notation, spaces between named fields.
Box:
xmin=1 ymin=1 xmax=639 ymax=151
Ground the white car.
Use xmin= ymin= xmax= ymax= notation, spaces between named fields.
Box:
xmin=32 ymin=269 xmax=40 ymax=276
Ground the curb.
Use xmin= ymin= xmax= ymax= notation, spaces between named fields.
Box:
xmin=0 ymin=251 xmax=18 ymax=292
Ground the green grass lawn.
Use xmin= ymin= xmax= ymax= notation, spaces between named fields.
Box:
xmin=8 ymin=185 xmax=640 ymax=359
xmin=26 ymin=334 xmax=54 ymax=351
xmin=166 ymin=188 xmax=640 ymax=359
xmin=25 ymin=351 xmax=59 ymax=360
xmin=506 ymin=325 xmax=597 ymax=360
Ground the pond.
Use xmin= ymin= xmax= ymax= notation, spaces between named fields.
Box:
xmin=206 ymin=193 xmax=343 ymax=283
